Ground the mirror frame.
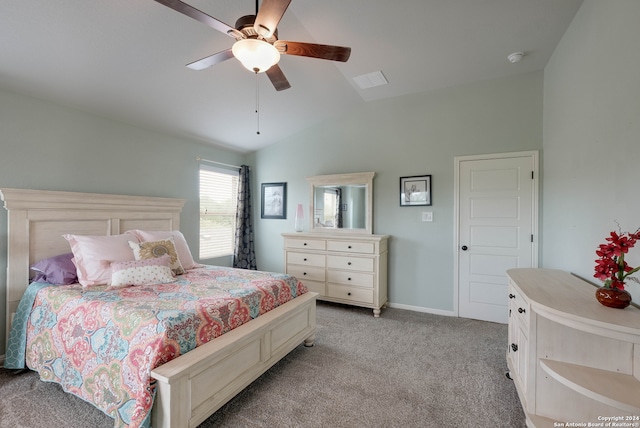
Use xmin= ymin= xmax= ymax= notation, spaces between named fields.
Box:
xmin=307 ymin=172 xmax=375 ymax=235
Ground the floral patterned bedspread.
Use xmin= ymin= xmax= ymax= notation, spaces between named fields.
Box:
xmin=20 ymin=266 xmax=307 ymax=427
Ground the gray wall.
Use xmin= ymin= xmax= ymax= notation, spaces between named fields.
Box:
xmin=0 ymin=87 xmax=246 ymax=353
xmin=542 ymin=0 xmax=640 ymax=303
xmin=249 ymin=71 xmax=543 ymax=314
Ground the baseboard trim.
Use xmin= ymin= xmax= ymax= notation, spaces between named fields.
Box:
xmin=387 ymin=302 xmax=455 ymax=317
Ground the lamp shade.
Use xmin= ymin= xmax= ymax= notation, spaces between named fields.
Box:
xmin=232 ymin=39 xmax=280 ymax=73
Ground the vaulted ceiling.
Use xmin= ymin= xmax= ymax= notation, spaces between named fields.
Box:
xmin=0 ymin=0 xmax=583 ymax=152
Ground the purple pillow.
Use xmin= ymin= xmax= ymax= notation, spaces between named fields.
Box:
xmin=30 ymin=253 xmax=78 ymax=285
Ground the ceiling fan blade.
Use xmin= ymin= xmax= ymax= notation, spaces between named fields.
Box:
xmin=254 ymin=0 xmax=291 ymax=38
xmin=153 ymin=0 xmax=236 ymax=37
xmin=274 ymin=41 xmax=351 ymax=62
xmin=186 ymin=49 xmax=234 ymax=70
xmin=266 ymin=64 xmax=291 ymax=91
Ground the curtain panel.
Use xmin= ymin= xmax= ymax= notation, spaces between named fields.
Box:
xmin=233 ymin=165 xmax=257 ymax=270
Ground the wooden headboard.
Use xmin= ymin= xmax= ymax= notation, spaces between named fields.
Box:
xmin=1 ymin=188 xmax=186 ymax=344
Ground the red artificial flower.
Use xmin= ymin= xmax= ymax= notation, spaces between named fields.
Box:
xmin=595 ymin=244 xmax=615 ymax=259
xmin=594 ymin=227 xmax=640 ymax=290
xmin=610 ymin=280 xmax=626 ymax=290
xmin=605 ymin=231 xmax=635 ymax=255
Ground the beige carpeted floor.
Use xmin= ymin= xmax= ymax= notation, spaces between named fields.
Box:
xmin=0 ymin=302 xmax=526 ymax=428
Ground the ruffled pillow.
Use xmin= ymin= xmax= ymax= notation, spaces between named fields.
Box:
xmin=126 ymin=229 xmax=197 ymax=269
xmin=128 ymin=237 xmax=185 ymax=275
xmin=110 ymin=254 xmax=175 ymax=288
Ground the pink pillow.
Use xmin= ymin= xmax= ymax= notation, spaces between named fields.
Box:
xmin=63 ymin=233 xmax=139 ymax=287
xmin=126 ymin=229 xmax=197 ymax=269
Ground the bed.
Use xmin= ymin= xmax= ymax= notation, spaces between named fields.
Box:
xmin=1 ymin=188 xmax=317 ymax=428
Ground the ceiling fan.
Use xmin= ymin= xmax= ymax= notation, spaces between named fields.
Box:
xmin=153 ymin=0 xmax=352 ymax=91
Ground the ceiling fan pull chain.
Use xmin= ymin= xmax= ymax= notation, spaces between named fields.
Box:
xmin=255 ymin=71 xmax=261 ymax=135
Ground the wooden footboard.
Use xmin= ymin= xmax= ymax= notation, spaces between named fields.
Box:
xmin=151 ymin=291 xmax=317 ymax=428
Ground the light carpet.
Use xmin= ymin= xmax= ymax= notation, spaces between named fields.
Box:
xmin=0 ymin=302 xmax=526 ymax=427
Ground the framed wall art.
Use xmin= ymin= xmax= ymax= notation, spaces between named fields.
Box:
xmin=261 ymin=182 xmax=287 ymax=219
xmin=400 ymin=175 xmax=431 ymax=206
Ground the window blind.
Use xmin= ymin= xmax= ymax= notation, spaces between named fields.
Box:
xmin=199 ymin=166 xmax=239 ymax=259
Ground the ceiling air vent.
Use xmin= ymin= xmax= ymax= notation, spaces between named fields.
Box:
xmin=353 ymin=71 xmax=388 ymax=89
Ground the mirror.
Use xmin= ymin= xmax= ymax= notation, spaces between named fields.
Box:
xmin=307 ymin=172 xmax=375 ymax=234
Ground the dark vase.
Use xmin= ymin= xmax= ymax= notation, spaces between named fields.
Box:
xmin=595 ymin=286 xmax=632 ymax=309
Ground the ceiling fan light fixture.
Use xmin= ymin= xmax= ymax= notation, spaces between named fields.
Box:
xmin=232 ymin=39 xmax=280 ymax=73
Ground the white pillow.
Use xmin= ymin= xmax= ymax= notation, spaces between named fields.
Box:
xmin=63 ymin=233 xmax=138 ymax=287
xmin=126 ymin=229 xmax=198 ymax=269
xmin=110 ymin=255 xmax=175 ymax=288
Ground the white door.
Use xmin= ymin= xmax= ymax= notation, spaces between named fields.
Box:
xmin=455 ymin=151 xmax=538 ymax=324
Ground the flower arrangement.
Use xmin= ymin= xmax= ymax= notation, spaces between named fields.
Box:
xmin=594 ymin=227 xmax=640 ymax=290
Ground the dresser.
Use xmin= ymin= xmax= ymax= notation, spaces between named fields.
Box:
xmin=283 ymin=233 xmax=389 ymax=317
xmin=506 ymin=268 xmax=640 ymax=427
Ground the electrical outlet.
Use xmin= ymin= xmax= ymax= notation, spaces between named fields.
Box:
xmin=422 ymin=212 xmax=433 ymax=222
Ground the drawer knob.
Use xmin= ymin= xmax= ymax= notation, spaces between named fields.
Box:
xmin=303 ymin=272 xmax=307 ymax=276
xmin=347 ymin=292 xmax=352 ymax=296
xmin=348 ymin=245 xmax=352 ymax=249
xmin=303 ymin=258 xmax=308 ymax=261
xmin=509 ymin=293 xmax=515 ymax=299
xmin=348 ymin=277 xmax=352 ymax=281
xmin=348 ymin=262 xmax=352 ymax=265
xmin=303 ymin=242 xmax=307 ymax=246
xmin=518 ymin=307 xmax=526 ymax=314
xmin=511 ymin=343 xmax=518 ymax=352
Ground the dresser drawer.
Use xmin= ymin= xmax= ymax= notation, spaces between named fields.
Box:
xmin=328 ymin=284 xmax=374 ymax=304
xmin=327 ymin=240 xmax=374 ymax=254
xmin=509 ymin=282 xmax=530 ymax=327
xmin=299 ymin=279 xmax=325 ymax=296
xmin=286 ymin=265 xmax=326 ymax=282
xmin=286 ymin=252 xmax=326 ymax=267
xmin=327 ymin=255 xmax=374 ymax=272
xmin=285 ymin=238 xmax=326 ymax=251
xmin=327 ymin=270 xmax=373 ymax=288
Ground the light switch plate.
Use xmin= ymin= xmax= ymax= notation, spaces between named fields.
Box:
xmin=422 ymin=212 xmax=433 ymax=222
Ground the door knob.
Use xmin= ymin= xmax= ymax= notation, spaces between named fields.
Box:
xmin=461 ymin=245 xmax=468 ymax=251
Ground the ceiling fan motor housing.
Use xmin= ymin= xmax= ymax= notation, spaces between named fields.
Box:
xmin=234 ymin=15 xmax=278 ymax=43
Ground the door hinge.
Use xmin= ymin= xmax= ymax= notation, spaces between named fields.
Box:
xmin=531 ymin=171 xmax=534 ymax=179
xmin=531 ymin=234 xmax=534 ymax=243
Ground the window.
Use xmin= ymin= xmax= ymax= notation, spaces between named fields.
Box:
xmin=199 ymin=165 xmax=239 ymax=259
xmin=323 ymin=190 xmax=337 ymax=225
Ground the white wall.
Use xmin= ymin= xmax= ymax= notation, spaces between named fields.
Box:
xmin=250 ymin=71 xmax=543 ymax=314
xmin=542 ymin=0 xmax=640 ymax=302
xmin=0 ymin=87 xmax=246 ymax=353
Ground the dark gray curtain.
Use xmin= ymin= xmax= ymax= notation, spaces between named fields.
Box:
xmin=335 ymin=188 xmax=343 ymax=229
xmin=233 ymin=165 xmax=256 ymax=270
